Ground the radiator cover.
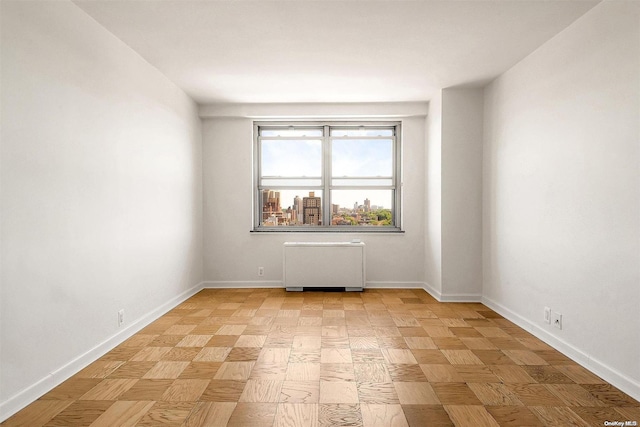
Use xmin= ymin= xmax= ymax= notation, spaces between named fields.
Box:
xmin=283 ymin=242 xmax=365 ymax=291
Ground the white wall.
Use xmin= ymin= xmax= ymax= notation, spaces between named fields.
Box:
xmin=202 ymin=106 xmax=426 ymax=288
xmin=483 ymin=0 xmax=640 ymax=399
xmin=441 ymin=88 xmax=484 ymax=298
xmin=0 ymin=1 xmax=203 ymax=418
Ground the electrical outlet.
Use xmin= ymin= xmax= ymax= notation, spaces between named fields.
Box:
xmin=544 ymin=307 xmax=551 ymax=324
xmin=551 ymin=311 xmax=562 ymax=329
xmin=118 ymin=309 xmax=125 ymax=327
xmin=258 ymin=267 xmax=264 ymax=277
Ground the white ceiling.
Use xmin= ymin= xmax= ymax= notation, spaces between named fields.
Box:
xmin=73 ymin=0 xmax=600 ymax=105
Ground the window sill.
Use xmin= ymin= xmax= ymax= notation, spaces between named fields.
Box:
xmin=251 ymin=227 xmax=404 ymax=233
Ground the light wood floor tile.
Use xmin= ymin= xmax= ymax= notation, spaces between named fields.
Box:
xmin=130 ymin=347 xmax=172 ymax=362
xmin=444 ymin=405 xmax=501 ymax=427
xmin=286 ymin=363 xmax=320 ymax=381
xmin=176 ymin=334 xmax=212 ymax=347
xmin=280 ymin=381 xmax=320 ymax=403
xmin=432 ymin=383 xmax=483 ymax=405
xmin=441 ymin=350 xmax=484 ymax=365
xmin=357 ymin=382 xmax=400 ymax=404
xmin=404 ymin=337 xmax=437 ymax=350
xmin=318 ymin=403 xmax=363 ymax=427
xmin=361 ymin=404 xmax=408 ymax=427
xmin=213 ymin=361 xmax=255 ymax=380
xmin=468 ymin=383 xmax=523 ymax=406
xmin=320 ymin=363 xmax=355 ymax=382
xmin=321 ymin=348 xmax=352 ymax=363
xmin=420 ymin=364 xmax=464 ymax=383
xmin=88 ymin=401 xmax=154 ymax=427
xmin=136 ymin=401 xmax=196 ymax=426
xmin=485 ymin=406 xmax=543 ymax=426
xmin=401 ymin=404 xmax=453 ymax=427
xmin=193 ymin=347 xmax=231 ymax=362
xmin=387 ymin=364 xmax=428 ymax=382
xmin=545 ymin=383 xmax=607 ymax=407
xmin=502 ymin=350 xmax=548 ymax=365
xmin=182 ymin=402 xmax=236 ymax=427
xmin=216 ymin=325 xmax=247 ymax=335
xmin=239 ymin=379 xmax=284 ymax=402
xmin=200 ymin=380 xmax=246 ymax=402
xmin=74 ymin=361 xmax=125 ymax=378
xmin=235 ymin=334 xmax=267 ymax=347
xmin=382 ymin=349 xmax=418 ymax=364
xmin=488 ymin=365 xmax=537 ymax=383
xmin=394 ymin=382 xmax=440 ymax=405
xmin=554 ymin=364 xmax=607 ymax=384
xmin=119 ymin=379 xmax=173 ymax=400
xmin=274 ymin=403 xmax=319 ymax=427
xmin=142 ymin=361 xmax=189 ymax=379
xmin=40 ymin=378 xmax=102 ymax=400
xmin=258 ymin=348 xmax=291 ymax=364
xmin=320 ymin=381 xmax=359 ymax=403
xmin=227 ymin=402 xmax=277 ymax=427
xmin=79 ymin=379 xmax=137 ymax=401
xmin=1 ymin=400 xmax=73 ymax=427
xmin=354 ymin=363 xmax=391 ymax=383
xmin=528 ymin=406 xmax=590 ymax=427
xmin=161 ymin=347 xmax=201 ymax=361
xmin=293 ymin=336 xmax=322 ymax=349
xmin=43 ymin=401 xmax=114 ymax=427
xmin=161 ymin=379 xmax=209 ymax=401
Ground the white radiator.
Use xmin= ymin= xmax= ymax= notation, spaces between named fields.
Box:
xmin=283 ymin=242 xmax=365 ymax=291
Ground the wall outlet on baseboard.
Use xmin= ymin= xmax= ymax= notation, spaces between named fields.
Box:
xmin=258 ymin=267 xmax=264 ymax=277
xmin=118 ymin=309 xmax=125 ymax=327
xmin=551 ymin=311 xmax=562 ymax=329
xmin=544 ymin=307 xmax=551 ymax=324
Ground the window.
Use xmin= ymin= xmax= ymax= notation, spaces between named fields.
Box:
xmin=254 ymin=122 xmax=401 ymax=231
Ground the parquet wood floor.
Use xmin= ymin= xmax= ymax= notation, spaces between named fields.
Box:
xmin=3 ymin=289 xmax=639 ymax=426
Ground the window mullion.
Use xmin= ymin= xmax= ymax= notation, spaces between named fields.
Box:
xmin=323 ymin=125 xmax=331 ymax=227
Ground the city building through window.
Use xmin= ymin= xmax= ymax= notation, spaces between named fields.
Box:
xmin=254 ymin=122 xmax=402 ymax=231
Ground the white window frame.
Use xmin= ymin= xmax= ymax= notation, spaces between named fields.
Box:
xmin=253 ymin=121 xmax=402 ymax=232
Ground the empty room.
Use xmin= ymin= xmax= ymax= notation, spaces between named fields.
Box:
xmin=1 ymin=0 xmax=639 ymax=426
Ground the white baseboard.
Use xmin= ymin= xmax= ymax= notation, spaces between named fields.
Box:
xmin=482 ymin=295 xmax=640 ymax=402
xmin=0 ymin=281 xmax=205 ymax=423
xmin=203 ymin=280 xmax=283 ymax=288
xmin=421 ymin=282 xmax=481 ymax=302
xmin=203 ymin=281 xmax=425 ymax=290
xmin=366 ymin=281 xmax=424 ymax=289
xmin=422 ymin=281 xmax=442 ymax=300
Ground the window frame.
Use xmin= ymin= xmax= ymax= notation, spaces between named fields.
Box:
xmin=253 ymin=121 xmax=402 ymax=232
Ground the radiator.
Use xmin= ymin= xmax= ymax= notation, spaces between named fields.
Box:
xmin=283 ymin=242 xmax=365 ymax=291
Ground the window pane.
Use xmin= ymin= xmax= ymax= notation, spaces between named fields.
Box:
xmin=332 ymin=178 xmax=393 ymax=187
xmin=331 ymin=128 xmax=394 ymax=137
xmin=261 ymin=189 xmax=322 ymax=226
xmin=261 ymin=178 xmax=322 ymax=187
xmin=330 ymin=189 xmax=393 ymax=226
xmin=261 ymin=139 xmax=321 ymax=177
xmin=261 ymin=128 xmax=323 ymax=137
xmin=331 ymin=139 xmax=393 ymax=177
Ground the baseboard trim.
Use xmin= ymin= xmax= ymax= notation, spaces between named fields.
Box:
xmin=202 ymin=281 xmax=425 ymax=290
xmin=481 ymin=295 xmax=640 ymax=402
xmin=438 ymin=293 xmax=482 ymax=302
xmin=203 ymin=280 xmax=284 ymax=288
xmin=0 ymin=281 xmax=205 ymax=423
xmin=366 ymin=281 xmax=424 ymax=289
xmin=421 ymin=282 xmax=481 ymax=302
xmin=422 ymin=281 xmax=442 ymax=300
